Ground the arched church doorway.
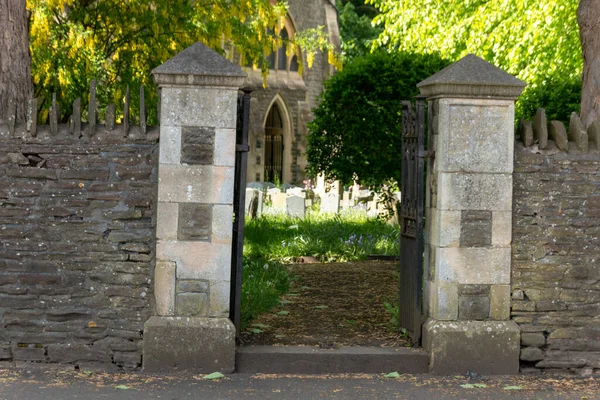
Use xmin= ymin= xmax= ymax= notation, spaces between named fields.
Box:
xmin=264 ymin=104 xmax=284 ymax=183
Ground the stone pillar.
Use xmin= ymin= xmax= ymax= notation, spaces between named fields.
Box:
xmin=143 ymin=43 xmax=245 ymax=372
xmin=419 ymin=55 xmax=526 ymax=375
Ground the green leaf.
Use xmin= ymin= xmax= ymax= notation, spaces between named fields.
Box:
xmin=279 ymin=300 xmax=294 ymax=305
xmin=313 ymin=305 xmax=329 ymax=309
xmin=203 ymin=372 xmax=225 ymax=380
xmin=277 ymin=310 xmax=290 ymax=315
xmin=249 ymin=328 xmax=263 ymax=334
xmin=115 ymin=385 xmax=133 ymax=390
xmin=474 ymin=384 xmax=487 ymax=388
xmin=384 ymin=371 xmax=400 ymax=378
xmin=503 ymin=386 xmax=523 ymax=390
xmin=461 ymin=384 xmax=476 ymax=389
xmin=82 ymin=370 xmax=93 ymax=376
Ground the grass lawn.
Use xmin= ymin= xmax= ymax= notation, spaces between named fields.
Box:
xmin=240 ymin=208 xmax=400 ymax=327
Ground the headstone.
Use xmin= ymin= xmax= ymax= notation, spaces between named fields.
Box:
xmin=271 ymin=192 xmax=287 ymax=211
xmin=315 ymin=174 xmax=326 ymax=197
xmin=533 ymin=108 xmax=548 ymax=149
xmin=342 ymin=191 xmax=351 ymax=209
xmin=287 ymin=187 xmax=305 ymax=197
xmin=280 ymin=184 xmax=296 ymax=192
xmin=320 ymin=192 xmax=340 ymax=214
xmin=247 ymin=182 xmax=264 ymax=190
xmin=245 ymin=188 xmax=259 ymax=218
xmin=287 ymin=195 xmax=305 ymax=218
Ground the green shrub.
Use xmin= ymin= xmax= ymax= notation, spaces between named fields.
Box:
xmin=516 ymin=74 xmax=582 ymax=124
xmin=306 ymin=51 xmax=450 ymax=187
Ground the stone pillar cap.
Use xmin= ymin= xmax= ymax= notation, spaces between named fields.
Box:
xmin=152 ymin=42 xmax=246 ymax=88
xmin=417 ymin=54 xmax=526 ymax=100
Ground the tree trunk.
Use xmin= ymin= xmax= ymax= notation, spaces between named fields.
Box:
xmin=0 ymin=0 xmax=33 ymax=123
xmin=578 ymin=0 xmax=600 ymax=128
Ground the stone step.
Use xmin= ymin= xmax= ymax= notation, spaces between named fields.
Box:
xmin=236 ymin=345 xmax=429 ymax=374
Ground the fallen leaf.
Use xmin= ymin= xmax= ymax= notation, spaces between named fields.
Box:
xmin=384 ymin=372 xmax=400 ymax=378
xmin=279 ymin=300 xmax=294 ymax=305
xmin=277 ymin=311 xmax=290 ymax=316
xmin=313 ymin=305 xmax=329 ymax=309
xmin=115 ymin=385 xmax=133 ymax=390
xmin=203 ymin=372 xmax=225 ymax=380
xmin=250 ymin=328 xmax=263 ymax=334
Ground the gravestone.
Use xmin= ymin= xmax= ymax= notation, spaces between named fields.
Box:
xmin=245 ymin=188 xmax=259 ymax=218
xmin=247 ymin=182 xmax=264 ymax=190
xmin=271 ymin=192 xmax=287 ymax=211
xmin=287 ymin=195 xmax=306 ymax=218
xmin=287 ymin=187 xmax=305 ymax=197
xmin=320 ymin=192 xmax=340 ymax=214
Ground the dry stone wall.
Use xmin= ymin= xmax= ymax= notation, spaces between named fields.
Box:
xmin=0 ymin=105 xmax=158 ymax=369
xmin=513 ymin=111 xmax=600 ymax=374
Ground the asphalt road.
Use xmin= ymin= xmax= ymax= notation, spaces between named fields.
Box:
xmin=0 ymin=365 xmax=599 ymax=399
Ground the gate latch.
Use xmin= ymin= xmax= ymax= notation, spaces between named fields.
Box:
xmin=417 ymin=150 xmax=435 ymax=160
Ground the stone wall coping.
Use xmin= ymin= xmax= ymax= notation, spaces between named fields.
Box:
xmin=418 ymin=54 xmax=526 ymax=100
xmin=152 ymin=42 xmax=246 ymax=88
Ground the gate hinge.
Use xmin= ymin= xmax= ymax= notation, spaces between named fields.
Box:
xmin=236 ymin=144 xmax=250 ymax=153
xmin=417 ymin=150 xmax=435 ymax=160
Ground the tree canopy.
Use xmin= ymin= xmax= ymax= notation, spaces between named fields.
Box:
xmin=368 ymin=0 xmax=583 ymax=122
xmin=27 ymin=0 xmax=336 ymax=124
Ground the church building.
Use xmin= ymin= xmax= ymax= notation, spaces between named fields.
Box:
xmin=243 ymin=0 xmax=339 ymax=185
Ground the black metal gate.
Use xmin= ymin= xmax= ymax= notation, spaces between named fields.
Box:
xmin=230 ymin=89 xmax=252 ymax=333
xmin=399 ymin=99 xmax=426 ymax=344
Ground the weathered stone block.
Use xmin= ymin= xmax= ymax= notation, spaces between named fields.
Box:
xmin=548 ymin=121 xmax=568 ymax=152
xmin=156 ymin=202 xmax=178 ymax=240
xmin=533 ymin=108 xmax=548 ymax=149
xmin=437 ymin=247 xmax=511 ymax=284
xmin=158 ymin=241 xmax=231 ymax=282
xmin=176 ymin=292 xmax=209 ymax=316
xmin=521 ymin=333 xmax=546 ymax=348
xmin=437 ymin=99 xmax=514 ymax=173
xmin=177 ymin=280 xmax=209 ymax=293
xmin=12 ymin=345 xmax=46 ymax=361
xmin=160 ymin=87 xmax=238 ymax=129
xmin=47 ymin=344 xmax=111 ymax=363
xmin=520 ymin=347 xmax=544 ymax=362
xmin=180 ymin=127 xmax=215 ymax=165
xmin=490 ymin=284 xmax=511 ymax=320
xmin=458 ymin=295 xmax=489 ymax=320
xmin=423 ymin=319 xmax=520 ymax=375
xmin=429 ymin=282 xmax=458 ymax=321
xmin=212 ymin=204 xmax=233 ymax=244
xmin=157 ymin=164 xmax=234 ymax=204
xmin=438 ymin=173 xmax=512 ymax=211
xmin=492 ymin=211 xmax=512 ymax=246
xmin=208 ymin=279 xmax=231 ymax=317
xmin=177 ymin=203 xmax=212 ymax=241
xmin=214 ymin=129 xmax=236 ymax=167
xmin=155 ymin=261 xmax=176 ymax=316
xmin=159 ymin=126 xmax=182 ymax=165
xmin=428 ymin=208 xmax=461 ymax=247
xmin=143 ymin=317 xmax=235 ymax=372
xmin=460 ymin=210 xmax=492 ymax=247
